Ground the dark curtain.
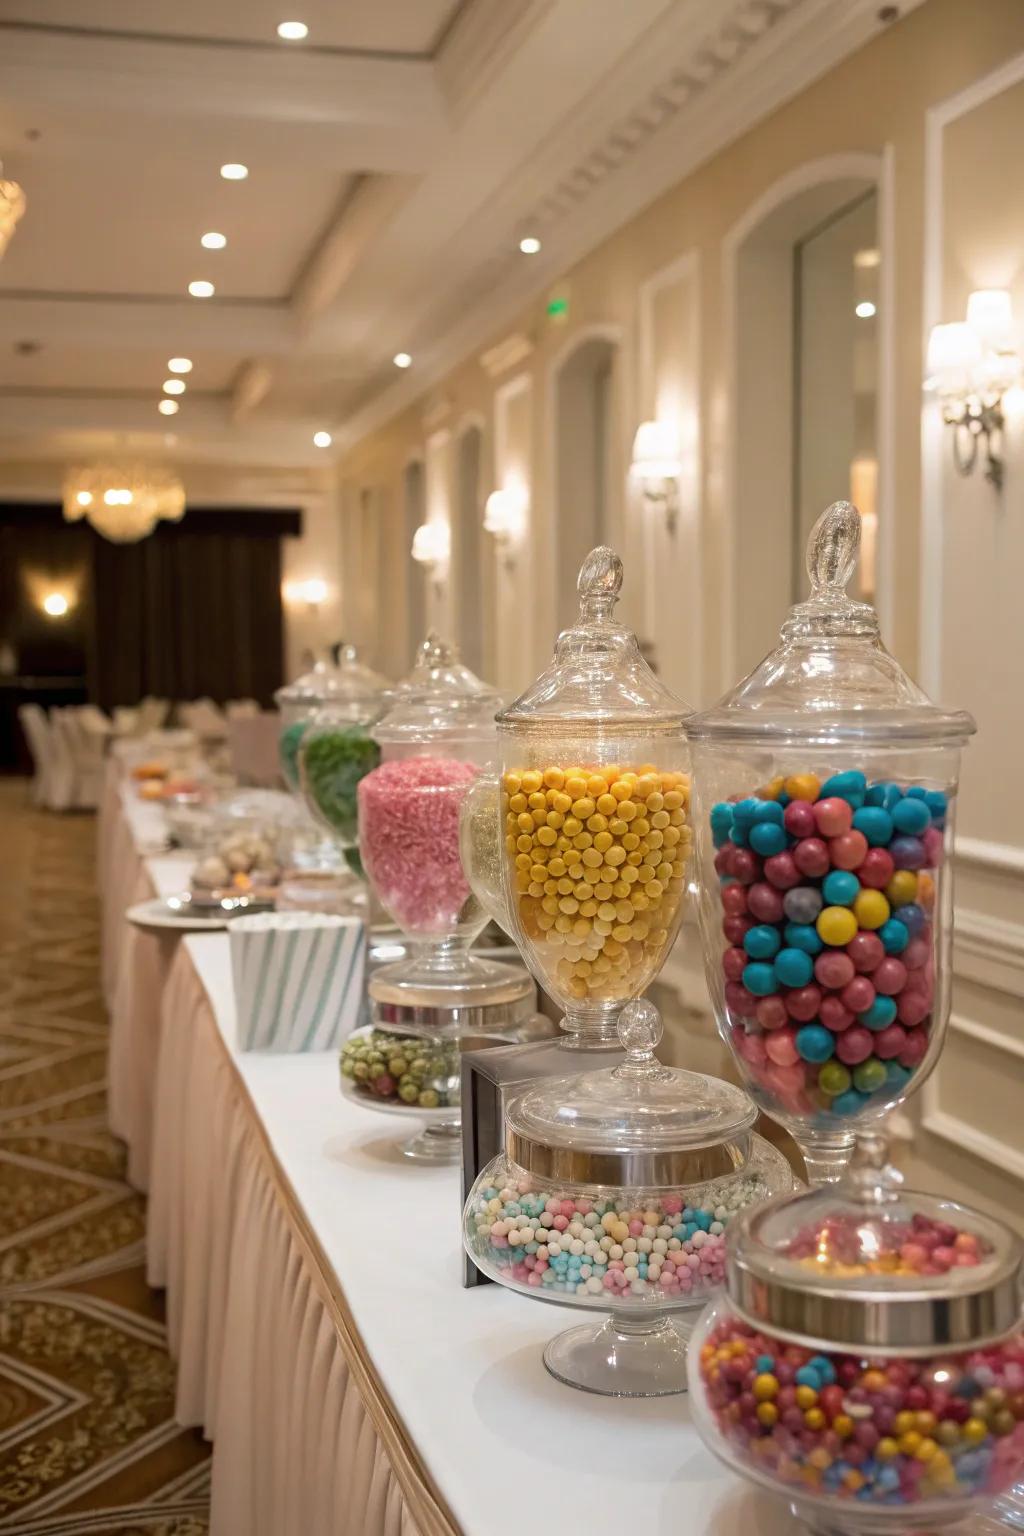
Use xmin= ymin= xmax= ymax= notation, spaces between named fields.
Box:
xmin=90 ymin=519 xmax=290 ymax=709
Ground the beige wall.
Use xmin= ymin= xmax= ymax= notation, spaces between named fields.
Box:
xmin=336 ymin=0 xmax=1024 ymax=1218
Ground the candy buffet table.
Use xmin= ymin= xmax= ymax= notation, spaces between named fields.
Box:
xmin=101 ymin=778 xmax=788 ymax=1536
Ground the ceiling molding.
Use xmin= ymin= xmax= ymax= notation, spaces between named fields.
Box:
xmin=436 ymin=0 xmax=551 ymax=120
xmin=333 ymin=0 xmax=922 ymax=453
xmin=479 ymin=333 xmax=535 ymax=379
xmin=293 ymin=176 xmax=417 ymax=331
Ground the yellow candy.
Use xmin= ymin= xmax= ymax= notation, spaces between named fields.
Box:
xmin=963 ymin=1417 xmax=989 ymax=1444
xmin=817 ymin=905 xmax=858 ymax=946
xmin=756 ymin=1401 xmax=779 ymax=1427
xmin=804 ymin=1407 xmax=825 ymax=1431
xmin=886 ymin=870 xmax=918 ymax=907
xmin=876 ymin=1437 xmax=900 ymax=1461
xmin=753 ymin=1373 xmax=778 ymax=1401
xmin=784 ymin=772 xmax=821 ymax=802
xmin=795 ymin=1385 xmax=818 ymax=1409
xmin=853 ymin=889 xmax=890 ymax=930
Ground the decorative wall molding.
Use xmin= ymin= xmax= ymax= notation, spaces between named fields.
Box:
xmin=956 ymin=835 xmax=1024 ymax=877
xmin=954 ymin=907 xmax=1024 ymax=1000
xmin=422 ymin=395 xmax=454 ymax=433
xmin=479 ymin=333 xmax=534 ymax=380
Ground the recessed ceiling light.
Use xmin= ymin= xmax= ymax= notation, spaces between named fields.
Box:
xmin=313 ymin=431 xmax=333 ymax=448
xmin=167 ymin=357 xmax=192 ymax=374
xmin=854 ymin=248 xmax=880 ymax=269
xmin=188 ymin=280 xmax=215 ymax=298
xmin=220 ymin=163 xmax=248 ymax=181
xmin=201 ymin=231 xmax=227 ymax=250
xmin=163 ymin=378 xmax=186 ymax=395
xmin=158 ymin=399 xmax=180 ymax=415
xmin=855 ymin=300 xmax=877 ymax=319
xmin=277 ymin=20 xmax=309 ymax=40
xmin=519 ymin=236 xmax=541 ymax=255
xmin=393 ymin=352 xmax=412 ymax=369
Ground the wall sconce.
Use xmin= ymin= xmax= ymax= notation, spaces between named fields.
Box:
xmin=283 ymin=577 xmax=328 ymax=612
xmin=42 ymin=592 xmax=70 ymax=618
xmin=483 ymin=483 xmax=528 ymax=566
xmin=411 ymin=520 xmax=450 ymax=571
xmin=925 ymin=289 xmax=1021 ymax=489
xmin=630 ymin=420 xmax=683 ymax=533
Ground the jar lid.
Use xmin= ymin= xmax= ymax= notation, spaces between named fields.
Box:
xmin=689 ymin=502 xmax=976 ymax=747
xmin=369 ymin=954 xmax=538 ymax=1034
xmin=497 ymin=547 xmax=691 ymax=734
xmin=726 ymin=1138 xmax=1023 ymax=1353
xmin=505 ymin=997 xmax=757 ymax=1186
xmin=275 ymin=646 xmax=390 ymax=708
xmin=372 ymin=633 xmax=501 ymax=744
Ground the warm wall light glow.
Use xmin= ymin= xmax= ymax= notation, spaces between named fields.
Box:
xmin=167 ymin=357 xmax=193 ymax=374
xmin=854 ymin=248 xmax=880 ymax=269
xmin=104 ymin=488 xmax=134 ymax=506
xmin=631 ymin=419 xmax=683 ymax=479
xmin=925 ymin=321 xmax=982 ymax=391
xmin=75 ymin=490 xmax=93 ymax=508
xmin=519 ymin=236 xmax=541 ymax=255
xmin=42 ymin=593 xmax=69 ymax=618
xmin=162 ymin=378 xmax=186 ymax=395
xmin=393 ymin=352 xmax=412 ymax=369
xmin=484 ymin=483 xmax=528 ymax=543
xmin=201 ymin=231 xmax=227 ymax=250
xmin=411 ymin=521 xmax=450 ymax=566
xmin=284 ymin=577 xmax=328 ymax=608
xmin=966 ymin=288 xmax=1015 ymax=351
xmin=158 ymin=399 xmax=180 ymax=416
xmin=277 ymin=20 xmax=309 ymax=39
xmin=220 ymin=163 xmax=248 ymax=181
xmin=188 ymin=280 xmax=215 ymax=298
xmin=855 ymin=301 xmax=877 ymax=319
xmin=312 ymin=431 xmax=333 ymax=448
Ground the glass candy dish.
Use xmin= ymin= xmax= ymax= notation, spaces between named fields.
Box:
xmin=688 ymin=1137 xmax=1024 ymax=1536
xmin=689 ymin=503 xmax=975 ymax=1184
xmin=463 ymin=547 xmax=694 ymax=1049
xmin=463 ymin=997 xmax=794 ymax=1396
xmin=352 ymin=636 xmax=554 ymax=1160
xmin=276 ymin=645 xmax=388 ymax=794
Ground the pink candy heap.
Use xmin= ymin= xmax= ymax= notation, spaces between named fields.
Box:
xmin=358 ymin=756 xmax=477 ymax=935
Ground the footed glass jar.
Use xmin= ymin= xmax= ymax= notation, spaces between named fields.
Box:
xmin=276 ymin=645 xmax=388 ymax=794
xmin=462 ymin=998 xmax=794 ymax=1396
xmin=690 ymin=503 xmax=975 ymax=1184
xmin=688 ymin=1139 xmax=1024 ymax=1535
xmin=484 ymin=547 xmax=693 ymax=1048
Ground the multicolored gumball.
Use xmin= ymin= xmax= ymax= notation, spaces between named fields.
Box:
xmin=710 ymin=772 xmax=948 ymax=1128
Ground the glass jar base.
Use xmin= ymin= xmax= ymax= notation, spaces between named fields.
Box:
xmin=401 ymin=1122 xmax=461 ymax=1164
xmin=542 ymin=1315 xmax=691 ymax=1398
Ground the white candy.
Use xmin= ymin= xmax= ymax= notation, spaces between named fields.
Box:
xmin=609 ymin=1244 xmax=624 ymax=1261
xmin=536 ymin=1245 xmax=549 ymax=1260
xmin=586 ymin=1277 xmax=604 ymax=1295
xmin=569 ymin=1240 xmax=585 ymax=1257
xmin=657 ymin=1225 xmax=673 ymax=1240
xmin=636 ymin=1237 xmax=653 ymax=1254
xmin=652 ymin=1238 xmax=668 ymax=1255
xmin=642 ymin=1225 xmax=657 ymax=1240
xmin=624 ymin=1266 xmax=639 ymax=1283
xmin=547 ymin=1241 xmax=562 ymax=1257
xmin=622 ymin=1237 xmax=637 ymax=1252
xmin=691 ymin=1230 xmax=707 ymax=1248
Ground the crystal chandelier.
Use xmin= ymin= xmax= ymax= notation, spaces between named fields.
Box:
xmin=0 ymin=167 xmax=26 ymax=259
xmin=62 ymin=462 xmax=186 ymax=543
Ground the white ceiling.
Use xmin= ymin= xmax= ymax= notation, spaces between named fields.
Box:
xmin=0 ymin=1 xmax=464 ymax=55
xmin=0 ymin=0 xmax=917 ymax=476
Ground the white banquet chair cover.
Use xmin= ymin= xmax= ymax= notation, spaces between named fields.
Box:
xmin=18 ymin=703 xmax=54 ymax=806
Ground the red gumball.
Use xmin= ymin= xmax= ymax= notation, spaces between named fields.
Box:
xmin=820 ymin=995 xmax=855 ymax=1032
xmin=783 ymin=801 xmax=816 ymax=839
xmin=899 ymin=1029 xmax=929 ymax=1067
xmin=735 ymin=1030 xmax=768 ymax=1067
xmin=714 ymin=845 xmax=735 ymax=877
xmin=730 ymin=848 xmax=761 ymax=885
xmin=839 ymin=975 xmax=875 ymax=1015
xmin=835 ymin=1025 xmax=873 ymax=1065
xmin=903 ymin=936 xmax=930 ymax=970
xmin=874 ymin=958 xmax=908 ymax=997
xmin=847 ymin=931 xmax=884 ymax=973
xmin=830 ymin=830 xmax=869 ymax=871
xmin=859 ymin=848 xmax=895 ymax=890
xmin=765 ymin=1027 xmax=800 ymax=1066
xmin=722 ymin=946 xmax=747 ymax=982
xmin=871 ymin=1023 xmax=908 ymax=1059
xmin=897 ymin=990 xmax=931 ymax=1027
xmin=724 ymin=980 xmax=758 ymax=1016
xmin=763 ymin=851 xmax=801 ymax=890
xmin=721 ymin=883 xmax=749 ymax=917
xmin=813 ymin=797 xmax=853 ymax=837
xmin=785 ymin=984 xmax=822 ymax=1022
xmin=793 ymin=837 xmax=831 ymax=878
xmin=723 ymin=914 xmax=754 ymax=945
xmin=814 ymin=951 xmax=855 ymax=989
xmin=747 ymin=881 xmax=786 ymax=924
xmin=756 ymin=995 xmax=789 ymax=1031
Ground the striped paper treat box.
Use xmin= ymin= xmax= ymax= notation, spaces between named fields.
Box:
xmin=229 ymin=912 xmax=366 ymax=1052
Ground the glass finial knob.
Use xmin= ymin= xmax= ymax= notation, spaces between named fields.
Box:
xmin=806 ymin=500 xmax=861 ymax=595
xmin=577 ymin=546 xmax=623 ymax=622
xmin=617 ymin=996 xmax=663 ymax=1056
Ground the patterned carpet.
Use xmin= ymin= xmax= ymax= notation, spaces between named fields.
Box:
xmin=0 ymin=781 xmax=211 ymax=1534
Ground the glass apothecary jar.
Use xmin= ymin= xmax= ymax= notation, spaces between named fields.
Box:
xmin=352 ymin=636 xmax=555 ymax=1159
xmin=689 ymin=503 xmax=975 ymax=1184
xmin=688 ymin=1139 xmax=1024 ymax=1535
xmin=482 ymin=547 xmax=694 ymax=1048
xmin=275 ymin=646 xmax=389 ymax=794
xmin=463 ymin=997 xmax=794 ymax=1396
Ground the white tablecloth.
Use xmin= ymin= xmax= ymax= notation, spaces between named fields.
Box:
xmin=100 ymin=770 xmax=786 ymax=1536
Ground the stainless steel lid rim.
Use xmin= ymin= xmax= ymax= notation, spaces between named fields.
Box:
xmin=503 ymin=1128 xmax=753 ymax=1187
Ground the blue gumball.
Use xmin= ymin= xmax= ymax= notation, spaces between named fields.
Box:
xmin=831 ymin=1088 xmax=869 ymax=1115
xmin=821 ymin=770 xmax=867 ymax=808
xmin=892 ymin=797 xmax=930 ymax=835
xmin=924 ymin=789 xmax=948 ymax=822
xmin=859 ymin=996 xmax=897 ymax=1030
xmin=743 ymin=962 xmax=778 ymax=996
xmin=796 ymin=1025 xmax=835 ymax=1063
xmin=853 ymin=806 xmax=894 ymax=847
xmin=774 ymin=947 xmax=814 ymax=988
xmin=866 ymin=781 xmax=903 ymax=810
xmin=751 ymin=799 xmax=785 ymax=825
xmin=822 ymin=869 xmax=860 ymax=907
xmin=743 ymin=924 xmax=782 ymax=960
xmin=878 ymin=918 xmax=909 ymax=954
xmin=749 ymin=820 xmax=787 ymax=856
xmin=784 ymin=921 xmax=824 ymax=956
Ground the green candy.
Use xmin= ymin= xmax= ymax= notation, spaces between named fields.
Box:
xmin=818 ymin=1061 xmax=852 ymax=1097
xmin=279 ymin=719 xmax=309 ymax=791
xmin=301 ymin=727 xmax=380 ymax=842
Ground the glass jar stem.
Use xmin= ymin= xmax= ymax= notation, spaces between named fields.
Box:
xmin=795 ymin=1133 xmax=856 ymax=1186
xmin=560 ymin=1002 xmax=624 ymax=1050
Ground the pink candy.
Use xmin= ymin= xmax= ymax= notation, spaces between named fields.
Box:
xmin=358 ymin=756 xmax=477 ymax=934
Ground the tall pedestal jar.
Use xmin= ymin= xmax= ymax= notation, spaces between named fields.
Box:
xmin=352 ymin=636 xmax=552 ymax=1162
xmin=690 ymin=503 xmax=975 ymax=1184
xmin=484 ymin=546 xmax=695 ymax=1049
